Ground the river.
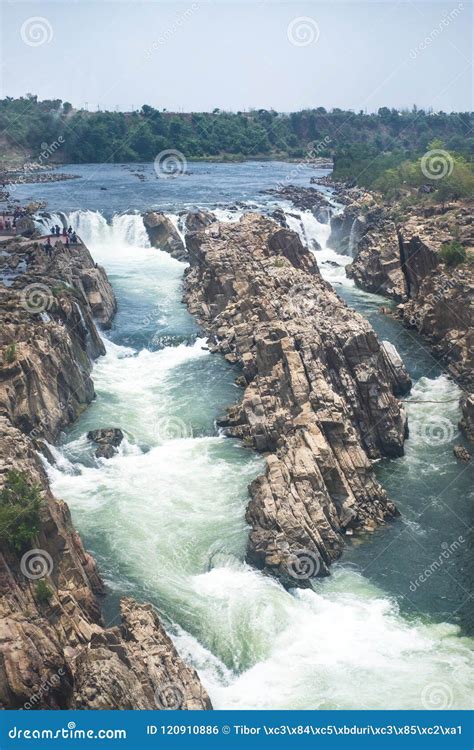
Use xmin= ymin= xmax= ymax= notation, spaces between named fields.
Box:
xmin=15 ymin=161 xmax=473 ymax=710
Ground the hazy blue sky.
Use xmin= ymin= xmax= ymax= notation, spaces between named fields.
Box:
xmin=1 ymin=1 xmax=472 ymax=112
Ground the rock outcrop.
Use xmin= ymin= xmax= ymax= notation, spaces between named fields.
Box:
xmin=459 ymin=394 xmax=474 ymax=442
xmin=346 ymin=215 xmax=407 ymax=300
xmin=263 ymin=185 xmax=333 ymax=215
xmin=184 ymin=210 xmax=216 ymax=234
xmin=328 ymin=192 xmax=474 ymax=391
xmin=143 ymin=212 xmax=187 ymax=261
xmin=184 ymin=214 xmax=409 ymax=587
xmin=87 ymin=428 xmax=124 ymax=459
xmin=401 ymin=264 xmax=474 ymax=389
xmin=0 ymin=237 xmax=116 ymax=441
xmin=0 ymin=234 xmax=210 ymax=710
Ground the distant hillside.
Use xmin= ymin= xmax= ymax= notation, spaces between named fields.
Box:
xmin=1 ymin=95 xmax=472 ymax=184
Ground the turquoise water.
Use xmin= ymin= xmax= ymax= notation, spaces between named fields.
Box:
xmin=22 ymin=163 xmax=472 ymax=709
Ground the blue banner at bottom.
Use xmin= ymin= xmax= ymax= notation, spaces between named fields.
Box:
xmin=0 ymin=711 xmax=472 ymax=749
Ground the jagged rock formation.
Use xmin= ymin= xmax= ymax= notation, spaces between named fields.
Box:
xmin=402 ymin=265 xmax=474 ymax=389
xmin=143 ymin=211 xmax=187 ymax=261
xmin=329 ymin=194 xmax=474 ymax=391
xmin=346 ymin=215 xmax=407 ymax=300
xmin=184 ymin=209 xmax=216 ymax=233
xmin=453 ymin=444 xmax=470 ymax=463
xmin=459 ymin=394 xmax=474 ymax=442
xmin=0 ymin=237 xmax=116 ymax=441
xmin=87 ymin=428 xmax=124 ymax=459
xmin=184 ymin=214 xmax=409 ymax=587
xmin=0 ymin=235 xmax=210 ymax=710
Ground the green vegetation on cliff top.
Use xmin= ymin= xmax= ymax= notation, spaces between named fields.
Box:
xmin=1 ymin=96 xmax=472 ymax=200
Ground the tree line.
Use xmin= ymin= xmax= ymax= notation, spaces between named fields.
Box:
xmin=1 ymin=95 xmax=472 ymax=198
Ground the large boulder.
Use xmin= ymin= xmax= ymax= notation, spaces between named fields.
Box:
xmin=87 ymin=428 xmax=124 ymax=459
xmin=184 ymin=210 xmax=216 ymax=233
xmin=143 ymin=212 xmax=187 ymax=261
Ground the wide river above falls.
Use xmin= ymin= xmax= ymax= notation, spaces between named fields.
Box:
xmin=14 ymin=161 xmax=473 ymax=709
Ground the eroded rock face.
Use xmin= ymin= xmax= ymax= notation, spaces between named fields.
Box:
xmin=0 ymin=238 xmax=116 ymax=442
xmin=347 ymin=217 xmax=408 ymax=301
xmin=143 ymin=212 xmax=187 ymax=261
xmin=184 ymin=210 xmax=216 ymax=234
xmin=459 ymin=394 xmax=474 ymax=442
xmin=72 ymin=600 xmax=212 ymax=710
xmin=0 ymin=235 xmax=210 ymax=710
xmin=402 ymin=265 xmax=474 ymax=389
xmin=330 ymin=193 xmax=474 ymax=390
xmin=184 ymin=214 xmax=409 ymax=587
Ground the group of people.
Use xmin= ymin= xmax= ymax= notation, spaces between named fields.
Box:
xmin=42 ymin=224 xmax=78 ymax=256
xmin=0 ymin=207 xmax=26 ymax=232
xmin=49 ymin=224 xmax=78 ymax=243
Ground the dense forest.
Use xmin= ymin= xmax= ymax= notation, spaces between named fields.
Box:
xmin=1 ymin=94 xmax=473 ymax=197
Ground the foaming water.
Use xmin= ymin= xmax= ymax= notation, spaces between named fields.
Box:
xmin=284 ymin=207 xmax=354 ymax=288
xmin=46 ymin=207 xmax=473 ymax=710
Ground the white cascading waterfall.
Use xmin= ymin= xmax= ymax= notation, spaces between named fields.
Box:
xmin=42 ymin=209 xmax=473 ymax=710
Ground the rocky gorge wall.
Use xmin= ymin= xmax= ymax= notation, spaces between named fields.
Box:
xmin=0 ymin=234 xmax=211 ymax=710
xmin=326 ymin=189 xmax=474 ymax=415
xmin=183 ymin=214 xmax=410 ymax=587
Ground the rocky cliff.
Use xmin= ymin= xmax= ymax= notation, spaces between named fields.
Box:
xmin=0 ymin=234 xmax=210 ymax=710
xmin=184 ymin=214 xmax=409 ymax=587
xmin=328 ymin=193 xmax=474 ymax=393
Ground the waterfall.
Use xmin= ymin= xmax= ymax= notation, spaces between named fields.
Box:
xmin=44 ymin=203 xmax=474 ymax=711
xmin=66 ymin=210 xmax=150 ymax=249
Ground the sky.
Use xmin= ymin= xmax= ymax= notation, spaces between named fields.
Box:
xmin=0 ymin=0 xmax=472 ymax=113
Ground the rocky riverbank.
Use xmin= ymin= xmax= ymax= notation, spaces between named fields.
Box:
xmin=0 ymin=233 xmax=211 ymax=709
xmin=325 ymin=188 xmax=473 ymax=394
xmin=183 ymin=214 xmax=410 ymax=587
